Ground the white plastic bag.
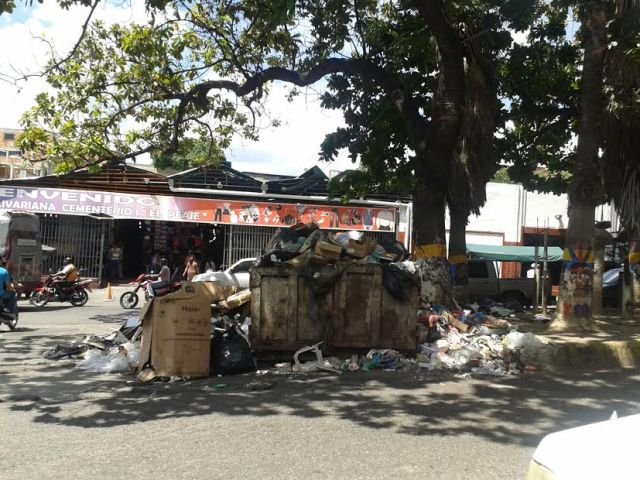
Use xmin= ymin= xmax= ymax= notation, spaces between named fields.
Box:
xmin=77 ymin=342 xmax=140 ymax=373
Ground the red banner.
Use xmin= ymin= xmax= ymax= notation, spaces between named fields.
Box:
xmin=0 ymin=186 xmax=396 ymax=232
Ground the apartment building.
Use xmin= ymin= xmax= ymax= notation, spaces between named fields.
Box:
xmin=0 ymin=128 xmax=46 ymax=179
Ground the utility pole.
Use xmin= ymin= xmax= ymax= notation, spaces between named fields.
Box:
xmin=542 ymin=220 xmax=549 ymax=315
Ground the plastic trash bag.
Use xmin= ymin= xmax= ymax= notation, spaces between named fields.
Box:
xmin=210 ymin=326 xmax=255 ymax=375
xmin=377 ymin=237 xmax=410 ymax=262
xmin=503 ymin=332 xmax=555 ymax=369
xmin=438 ymin=348 xmax=480 ymax=370
xmin=299 ymin=264 xmax=343 ymax=296
xmin=382 ymin=263 xmax=419 ymax=301
xmin=77 ymin=342 xmax=139 ymax=373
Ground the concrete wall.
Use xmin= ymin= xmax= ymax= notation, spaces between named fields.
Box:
xmin=446 ymin=182 xmax=619 ymax=245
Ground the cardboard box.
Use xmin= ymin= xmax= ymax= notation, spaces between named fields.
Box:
xmin=441 ymin=310 xmax=469 ymax=333
xmin=139 ymin=282 xmax=212 ymax=378
xmin=345 ymin=239 xmax=369 ymax=258
xmin=314 ymin=240 xmax=342 ymax=260
xmin=285 ymin=250 xmax=311 ymax=267
xmin=226 ymin=289 xmax=251 ymax=309
xmin=199 ymin=281 xmax=237 ymax=302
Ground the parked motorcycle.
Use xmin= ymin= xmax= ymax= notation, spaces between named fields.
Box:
xmin=120 ymin=273 xmax=182 ymax=309
xmin=30 ymin=275 xmax=92 ymax=307
xmin=0 ymin=299 xmax=18 ymax=330
xmin=119 ymin=273 xmax=151 ymax=309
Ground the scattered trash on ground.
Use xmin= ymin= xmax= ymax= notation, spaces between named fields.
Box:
xmin=77 ymin=342 xmax=140 ymax=373
xmin=246 ymin=381 xmax=274 ymax=391
xmin=415 ymin=304 xmax=556 ymax=375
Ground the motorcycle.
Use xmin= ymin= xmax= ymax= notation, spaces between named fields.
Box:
xmin=0 ymin=298 xmax=18 ymax=330
xmin=119 ymin=273 xmax=152 ymax=309
xmin=30 ymin=275 xmax=92 ymax=307
xmin=120 ymin=273 xmax=182 ymax=309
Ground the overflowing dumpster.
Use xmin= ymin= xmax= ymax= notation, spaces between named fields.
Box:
xmin=250 ymin=262 xmax=418 ymax=352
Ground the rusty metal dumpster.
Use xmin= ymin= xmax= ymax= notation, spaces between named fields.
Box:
xmin=250 ymin=263 xmax=417 ymax=352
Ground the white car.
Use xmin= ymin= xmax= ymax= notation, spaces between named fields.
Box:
xmin=528 ymin=413 xmax=638 ymax=479
xmin=191 ymin=258 xmax=256 ymax=289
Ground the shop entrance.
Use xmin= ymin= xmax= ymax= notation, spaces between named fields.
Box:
xmin=115 ymin=219 xmax=146 ymax=279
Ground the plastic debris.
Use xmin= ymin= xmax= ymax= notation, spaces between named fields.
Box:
xmin=77 ymin=342 xmax=139 ymax=373
xmin=292 ymin=342 xmax=342 ymax=374
xmin=417 ymin=303 xmax=553 ymax=374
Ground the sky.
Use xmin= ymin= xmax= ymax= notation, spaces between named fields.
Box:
xmin=0 ymin=1 xmax=356 ymax=177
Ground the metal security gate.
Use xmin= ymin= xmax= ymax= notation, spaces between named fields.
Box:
xmin=223 ymin=225 xmax=277 ymax=268
xmin=222 ymin=225 xmax=399 ymax=269
xmin=40 ymin=214 xmax=106 ymax=279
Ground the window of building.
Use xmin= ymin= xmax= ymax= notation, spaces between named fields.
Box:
xmin=3 ymin=133 xmax=15 ymax=141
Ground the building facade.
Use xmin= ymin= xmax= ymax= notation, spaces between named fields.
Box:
xmin=0 ymin=128 xmax=47 ymax=179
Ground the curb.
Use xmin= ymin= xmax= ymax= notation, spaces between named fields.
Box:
xmin=552 ymin=340 xmax=640 ymax=370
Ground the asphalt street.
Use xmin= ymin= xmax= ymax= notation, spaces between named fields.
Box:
xmin=1 ymin=290 xmax=640 ymax=479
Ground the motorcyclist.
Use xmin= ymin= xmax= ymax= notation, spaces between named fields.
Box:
xmin=0 ymin=258 xmax=18 ymax=319
xmin=52 ymin=257 xmax=79 ymax=299
xmin=147 ymin=257 xmax=171 ymax=297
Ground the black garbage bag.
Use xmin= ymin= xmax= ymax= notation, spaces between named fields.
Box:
xmin=382 ymin=263 xmax=419 ymax=302
xmin=299 ymin=264 xmax=343 ymax=297
xmin=210 ymin=326 xmax=255 ymax=375
xmin=377 ymin=237 xmax=410 ymax=262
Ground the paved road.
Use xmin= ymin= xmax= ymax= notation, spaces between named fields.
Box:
xmin=1 ymin=291 xmax=640 ymax=479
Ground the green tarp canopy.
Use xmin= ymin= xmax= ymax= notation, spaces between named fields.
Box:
xmin=467 ymin=244 xmax=564 ymax=262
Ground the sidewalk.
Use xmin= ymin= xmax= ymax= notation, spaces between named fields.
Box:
xmin=532 ymin=314 xmax=640 ymax=370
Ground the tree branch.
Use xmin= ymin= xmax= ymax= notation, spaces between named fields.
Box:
xmin=168 ymin=57 xmax=429 ymax=156
xmin=8 ymin=0 xmax=101 ymax=83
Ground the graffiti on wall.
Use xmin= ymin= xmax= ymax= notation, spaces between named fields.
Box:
xmin=559 ymin=244 xmax=594 ymax=319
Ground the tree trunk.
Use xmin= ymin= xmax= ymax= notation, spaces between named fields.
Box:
xmin=621 ymin=256 xmax=634 ymax=319
xmin=411 ymin=0 xmax=465 ymax=308
xmin=414 ymin=177 xmax=450 ymax=306
xmin=448 ymin=206 xmax=469 ymax=303
xmin=592 ymin=244 xmax=604 ymax=315
xmin=592 ymin=227 xmax=613 ymax=315
xmin=630 ymin=237 xmax=640 ymax=316
xmin=550 ymin=1 xmax=606 ymax=332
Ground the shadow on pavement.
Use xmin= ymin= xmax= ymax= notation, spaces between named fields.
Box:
xmin=90 ymin=311 xmax=139 ymax=325
xmin=4 ymin=362 xmax=640 ymax=448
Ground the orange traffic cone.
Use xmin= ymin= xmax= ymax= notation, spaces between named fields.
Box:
xmin=104 ymin=282 xmax=113 ymax=301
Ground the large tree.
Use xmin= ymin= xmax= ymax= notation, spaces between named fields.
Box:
xmin=11 ymin=0 xmax=471 ymax=304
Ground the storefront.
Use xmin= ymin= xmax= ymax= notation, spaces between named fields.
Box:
xmin=0 ymin=163 xmax=412 ymax=282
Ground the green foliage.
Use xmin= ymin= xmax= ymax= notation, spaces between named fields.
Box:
xmin=151 ymin=137 xmax=225 ymax=171
xmin=491 ymin=167 xmax=512 ymax=184
xmin=18 ymin=1 xmax=303 ymax=168
xmin=0 ymin=0 xmax=17 ymax=14
xmin=498 ymin=1 xmax=580 ymax=196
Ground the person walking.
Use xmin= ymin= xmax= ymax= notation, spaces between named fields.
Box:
xmin=109 ymin=243 xmax=123 ymax=280
xmin=183 ymin=254 xmax=200 ymax=281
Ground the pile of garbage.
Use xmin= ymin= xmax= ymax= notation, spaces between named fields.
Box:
xmin=258 ymin=221 xmax=418 ymax=299
xmin=43 ymin=317 xmax=143 ymax=374
xmin=261 ymin=222 xmax=409 ymax=266
xmin=255 ymin=343 xmax=413 ymax=376
xmin=417 ymin=304 xmax=556 ymax=376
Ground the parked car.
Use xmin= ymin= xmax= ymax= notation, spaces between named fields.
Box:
xmin=602 ymin=267 xmax=622 ymax=308
xmin=192 ymin=258 xmax=256 ymax=289
xmin=467 ymin=259 xmax=539 ymax=308
xmin=528 ymin=413 xmax=638 ymax=479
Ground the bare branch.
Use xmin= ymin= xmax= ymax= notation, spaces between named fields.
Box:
xmin=11 ymin=0 xmax=101 ymax=83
